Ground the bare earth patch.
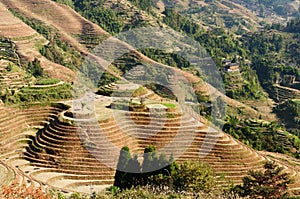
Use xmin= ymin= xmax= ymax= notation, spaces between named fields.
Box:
xmin=0 ymin=2 xmax=35 ymax=39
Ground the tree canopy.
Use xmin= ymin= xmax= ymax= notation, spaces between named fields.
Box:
xmin=234 ymin=161 xmax=293 ymax=199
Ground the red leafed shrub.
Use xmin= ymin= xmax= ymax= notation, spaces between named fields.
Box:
xmin=1 ymin=182 xmax=51 ymax=199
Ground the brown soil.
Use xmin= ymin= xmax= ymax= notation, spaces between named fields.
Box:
xmin=0 ymin=2 xmax=35 ymax=38
xmin=1 ymin=0 xmax=108 ymax=53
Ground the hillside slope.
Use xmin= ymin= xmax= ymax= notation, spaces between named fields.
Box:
xmin=1 ymin=0 xmax=108 ymax=53
xmin=0 ymin=1 xmax=75 ymax=82
xmin=0 ymin=0 xmax=300 ymax=196
xmin=1 ymin=0 xmax=274 ymax=120
xmin=159 ymin=0 xmax=300 ymax=29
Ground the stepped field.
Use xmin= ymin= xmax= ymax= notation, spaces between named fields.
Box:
xmin=0 ymin=1 xmax=75 ymax=82
xmin=0 ymin=0 xmax=300 ymax=197
xmin=0 ymin=95 xmax=300 ymax=195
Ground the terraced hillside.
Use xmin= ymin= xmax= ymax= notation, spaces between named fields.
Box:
xmin=0 ymin=60 xmax=30 ymax=90
xmin=154 ymin=0 xmax=261 ymax=32
xmin=0 ymin=0 xmax=275 ymax=120
xmin=0 ymin=1 xmax=75 ymax=82
xmin=1 ymin=0 xmax=300 ymax=197
xmin=159 ymin=0 xmax=299 ymax=30
xmin=270 ymin=84 xmax=300 ymax=103
xmin=0 ymin=103 xmax=67 ymax=192
xmin=1 ymin=0 xmax=108 ymax=52
xmin=1 ymin=95 xmax=300 ymax=195
xmin=0 ymin=2 xmax=36 ymax=39
xmin=100 ymin=0 xmax=163 ymax=29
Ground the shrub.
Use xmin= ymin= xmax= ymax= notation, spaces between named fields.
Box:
xmin=35 ymin=78 xmax=60 ymax=85
xmin=171 ymin=161 xmax=215 ymax=193
xmin=1 ymin=183 xmax=51 ymax=199
xmin=28 ymin=58 xmax=43 ymax=77
xmin=233 ymin=161 xmax=293 ymax=199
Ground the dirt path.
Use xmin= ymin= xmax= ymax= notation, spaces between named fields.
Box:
xmin=0 ymin=162 xmax=13 ymax=186
xmin=31 ymin=81 xmax=65 ymax=88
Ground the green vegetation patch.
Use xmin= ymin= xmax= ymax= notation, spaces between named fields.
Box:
xmin=0 ymin=83 xmax=72 ymax=105
xmin=132 ymin=86 xmax=148 ymax=97
xmin=162 ymin=102 xmax=177 ymax=109
xmin=223 ymin=116 xmax=300 ymax=158
xmin=9 ymin=8 xmax=83 ymax=70
xmin=0 ymin=37 xmax=19 ymax=64
xmin=145 ymin=83 xmax=176 ymax=100
xmin=40 ymin=41 xmax=82 ymax=70
xmin=275 ymin=100 xmax=300 ymax=131
xmin=139 ymin=48 xmax=191 ymax=69
xmin=35 ymin=78 xmax=61 ymax=85
xmin=97 ymin=72 xmax=119 ymax=87
xmin=114 ymin=145 xmax=216 ymax=195
xmin=51 ymin=0 xmax=74 ymax=8
xmin=73 ymin=0 xmax=125 ymax=35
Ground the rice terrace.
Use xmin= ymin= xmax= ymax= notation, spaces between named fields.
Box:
xmin=1 ymin=0 xmax=300 ymax=198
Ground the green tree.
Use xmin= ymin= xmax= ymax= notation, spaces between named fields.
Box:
xmin=114 ymin=146 xmax=132 ymax=189
xmin=171 ymin=161 xmax=215 ymax=193
xmin=127 ymin=154 xmax=142 ymax=187
xmin=6 ymin=63 xmax=12 ymax=72
xmin=28 ymin=58 xmax=43 ymax=77
xmin=234 ymin=161 xmax=293 ymax=199
xmin=141 ymin=145 xmax=158 ymax=184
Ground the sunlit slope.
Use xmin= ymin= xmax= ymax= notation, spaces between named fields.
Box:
xmin=0 ymin=1 xmax=75 ymax=82
xmin=1 ymin=0 xmax=108 ymax=53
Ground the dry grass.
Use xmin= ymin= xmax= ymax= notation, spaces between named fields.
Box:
xmin=1 ymin=0 xmax=108 ymax=53
xmin=0 ymin=0 xmax=113 ymax=81
xmin=0 ymin=1 xmax=77 ymax=82
xmin=0 ymin=2 xmax=35 ymax=39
